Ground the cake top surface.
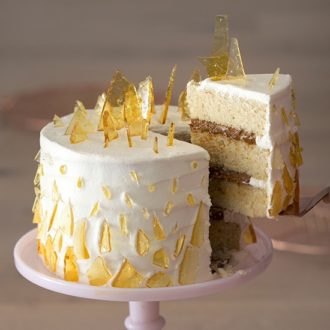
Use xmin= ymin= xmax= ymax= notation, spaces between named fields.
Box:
xmin=195 ymin=74 xmax=292 ymax=102
xmin=41 ymin=111 xmax=208 ymax=164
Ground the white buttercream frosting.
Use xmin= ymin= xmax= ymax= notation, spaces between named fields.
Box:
xmin=37 ymin=112 xmax=213 ymax=286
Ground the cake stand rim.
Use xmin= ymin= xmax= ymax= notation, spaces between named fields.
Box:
xmin=14 ymin=228 xmax=272 ymax=302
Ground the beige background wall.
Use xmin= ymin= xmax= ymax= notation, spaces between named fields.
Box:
xmin=0 ymin=1 xmax=329 ymax=329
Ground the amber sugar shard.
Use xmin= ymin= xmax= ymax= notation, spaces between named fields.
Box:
xmin=226 ymin=38 xmax=246 ymax=79
xmin=141 ymin=119 xmax=149 ymax=140
xmin=269 ymin=181 xmax=282 ymax=217
xmin=138 ymin=76 xmax=155 ymax=122
xmin=53 ymin=229 xmax=63 ymax=252
xmin=64 ymin=247 xmax=79 ymax=282
xmin=199 ymin=56 xmax=229 ymax=80
xmin=164 ymin=201 xmax=174 ymax=215
xmin=98 ymin=71 xmax=130 ymax=131
xmin=70 ymin=121 xmax=88 ymax=144
xmin=64 ymin=202 xmax=74 ymax=236
xmin=212 ymin=15 xmax=229 ymax=56
xmin=59 ymin=165 xmax=67 ymax=175
xmin=146 ymin=272 xmax=172 ymax=288
xmin=173 ymin=234 xmax=185 ymax=258
xmin=171 ymin=178 xmax=178 ymax=194
xmin=148 ymin=184 xmax=156 ymax=192
xmin=53 ymin=114 xmax=64 ymax=128
xmin=77 ymin=177 xmax=84 ymax=189
xmin=136 ymin=229 xmax=150 ymax=256
xmin=65 ymin=100 xmax=87 ymax=135
xmin=190 ymin=201 xmax=204 ymax=247
xmin=283 ymin=165 xmax=294 ymax=194
xmin=159 ymin=65 xmax=177 ymax=124
xmin=153 ymin=137 xmax=159 ymax=154
xmin=73 ymin=220 xmax=90 ymax=259
xmin=47 ymin=201 xmax=58 ymax=231
xmin=191 ymin=68 xmax=201 ymax=82
xmin=90 ymin=201 xmax=100 ymax=217
xmin=45 ymin=236 xmax=58 ymax=272
xmin=87 ymin=257 xmax=112 ymax=286
xmin=153 ymin=248 xmax=169 ymax=269
xmin=124 ymin=193 xmax=134 ymax=208
xmin=34 ymin=150 xmax=40 ymax=162
xmin=243 ymin=219 xmax=257 ymax=244
xmin=112 ymin=259 xmax=144 ymax=288
xmin=186 ymin=193 xmax=195 ymax=207
xmin=130 ymin=170 xmax=139 ymax=184
xmin=102 ymin=185 xmax=112 ymax=199
xmin=167 ymin=122 xmax=175 ymax=146
xmin=32 ymin=198 xmax=42 ymax=224
xmin=178 ymin=90 xmax=189 ymax=121
xmin=281 ymin=107 xmax=289 ymax=126
xmin=268 ymin=67 xmax=280 ymax=89
xmin=191 ymin=161 xmax=198 ymax=170
xmin=100 ymin=222 xmax=111 ymax=253
xmin=126 ymin=128 xmax=133 ymax=148
xmin=119 ymin=213 xmax=129 ymax=236
xmin=152 ymin=214 xmax=166 ymax=240
xmin=179 ymin=246 xmax=199 ymax=285
xmin=102 ymin=111 xmax=119 ymax=148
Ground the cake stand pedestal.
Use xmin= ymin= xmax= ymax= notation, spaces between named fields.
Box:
xmin=14 ymin=228 xmax=272 ymax=330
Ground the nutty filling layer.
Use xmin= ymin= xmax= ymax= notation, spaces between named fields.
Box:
xmin=210 ymin=166 xmax=251 ymax=185
xmin=190 ymin=118 xmax=256 ymax=145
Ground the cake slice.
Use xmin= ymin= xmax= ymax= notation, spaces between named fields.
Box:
xmin=187 ymin=73 xmax=302 ymax=218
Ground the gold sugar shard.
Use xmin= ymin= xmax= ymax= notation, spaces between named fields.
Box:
xmin=143 ymin=208 xmax=150 ymax=219
xmin=52 ymin=180 xmax=60 ymax=201
xmin=164 ymin=201 xmax=174 ymax=215
xmin=172 ymin=178 xmax=178 ymax=194
xmin=48 ymin=201 xmax=59 ymax=231
xmin=152 ymin=214 xmax=166 ymax=240
xmin=146 ymin=272 xmax=172 ymax=288
xmin=103 ymin=111 xmax=118 ymax=148
xmin=34 ymin=150 xmax=40 ymax=162
xmin=160 ymin=65 xmax=177 ymax=124
xmin=191 ymin=68 xmax=201 ymax=82
xmin=148 ymin=184 xmax=156 ymax=192
xmin=190 ymin=201 xmax=204 ymax=247
xmin=90 ymin=201 xmax=100 ymax=217
xmin=179 ymin=246 xmax=199 ymax=285
xmin=186 ymin=193 xmax=195 ymax=207
xmin=283 ymin=193 xmax=292 ymax=210
xmin=77 ymin=177 xmax=84 ymax=189
xmin=171 ymin=223 xmax=178 ymax=234
xmin=153 ymin=248 xmax=169 ymax=269
xmin=141 ymin=119 xmax=149 ymax=140
xmin=65 ymin=100 xmax=87 ymax=135
xmin=178 ymin=90 xmax=189 ymax=121
xmin=37 ymin=240 xmax=43 ymax=255
xmin=73 ymin=220 xmax=90 ymax=259
xmin=124 ymin=193 xmax=134 ymax=208
xmin=269 ymin=181 xmax=282 ymax=217
xmin=212 ymin=15 xmax=229 ymax=56
xmin=119 ymin=213 xmax=129 ymax=236
xmin=70 ymin=121 xmax=88 ymax=144
xmin=289 ymin=132 xmax=303 ymax=167
xmin=136 ymin=229 xmax=150 ymax=256
xmin=200 ymin=175 xmax=206 ymax=187
xmin=153 ymin=137 xmax=159 ymax=154
xmin=138 ymin=76 xmax=155 ymax=123
xmin=173 ymin=234 xmax=185 ymax=258
xmin=289 ymin=110 xmax=301 ymax=127
xmin=34 ymin=164 xmax=42 ymax=186
xmin=32 ymin=197 xmax=42 ymax=224
xmin=281 ymin=107 xmax=289 ymax=126
xmin=126 ymin=128 xmax=133 ymax=148
xmin=87 ymin=256 xmax=112 ymax=286
xmin=94 ymin=93 xmax=106 ymax=114
xmin=283 ymin=165 xmax=294 ymax=194
xmin=102 ymin=186 xmax=112 ymax=199
xmin=130 ymin=170 xmax=139 ymax=184
xmin=191 ymin=161 xmax=198 ymax=170
xmin=291 ymin=88 xmax=297 ymax=110
xmin=98 ymin=71 xmax=130 ymax=131
xmin=268 ymin=67 xmax=280 ymax=89
xmin=53 ymin=114 xmax=64 ymax=128
xmin=167 ymin=122 xmax=175 ymax=147
xmin=100 ymin=222 xmax=111 ymax=253
xmin=53 ymin=229 xmax=63 ymax=252
xmin=112 ymin=259 xmax=144 ymax=288
xmin=226 ymin=38 xmax=245 ymax=79
xmin=64 ymin=202 xmax=74 ymax=236
xmin=199 ymin=56 xmax=229 ymax=80
xmin=64 ymin=247 xmax=79 ymax=282
xmin=124 ymin=83 xmax=143 ymax=136
xmin=45 ymin=235 xmax=58 ymax=272
xmin=243 ymin=219 xmax=257 ymax=244
xmin=59 ymin=165 xmax=67 ymax=175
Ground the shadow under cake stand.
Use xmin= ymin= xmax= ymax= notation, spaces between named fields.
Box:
xmin=14 ymin=228 xmax=272 ymax=330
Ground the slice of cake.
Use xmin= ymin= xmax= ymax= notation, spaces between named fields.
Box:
xmin=187 ymin=74 xmax=301 ymax=218
xmin=32 ymin=72 xmax=213 ymax=287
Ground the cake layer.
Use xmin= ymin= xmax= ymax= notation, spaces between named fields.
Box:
xmin=35 ymin=112 xmax=213 ymax=287
xmin=209 ymin=180 xmax=269 ymax=218
xmin=191 ymin=129 xmax=269 ymax=180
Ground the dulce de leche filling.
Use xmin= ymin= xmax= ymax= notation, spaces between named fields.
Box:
xmin=190 ymin=118 xmax=256 ymax=145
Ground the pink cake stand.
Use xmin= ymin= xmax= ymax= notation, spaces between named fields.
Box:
xmin=14 ymin=228 xmax=272 ymax=330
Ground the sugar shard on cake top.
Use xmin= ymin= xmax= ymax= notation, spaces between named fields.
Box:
xmin=226 ymin=38 xmax=246 ymax=79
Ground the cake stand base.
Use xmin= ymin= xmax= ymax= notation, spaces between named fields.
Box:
xmin=14 ymin=228 xmax=272 ymax=330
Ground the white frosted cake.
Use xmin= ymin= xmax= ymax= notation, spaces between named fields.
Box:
xmin=188 ymin=74 xmax=302 ymax=218
xmin=32 ymin=69 xmax=214 ymax=287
